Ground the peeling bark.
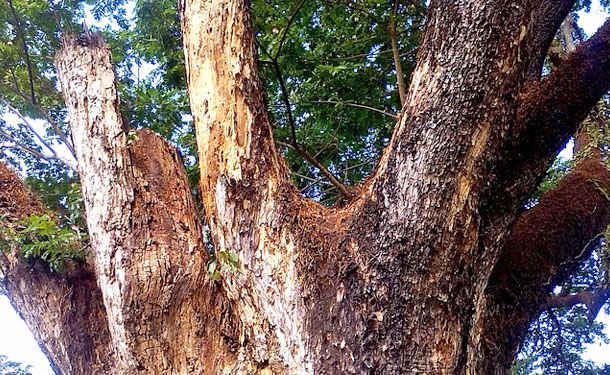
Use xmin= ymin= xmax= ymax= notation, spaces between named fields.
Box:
xmin=54 ymin=34 xmax=234 ymax=374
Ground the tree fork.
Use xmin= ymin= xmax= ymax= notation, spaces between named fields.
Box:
xmin=54 ymin=33 xmax=234 ymax=374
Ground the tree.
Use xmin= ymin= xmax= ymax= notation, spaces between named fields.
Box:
xmin=3 ymin=0 xmax=610 ymax=374
xmin=0 ymin=355 xmax=33 ymax=375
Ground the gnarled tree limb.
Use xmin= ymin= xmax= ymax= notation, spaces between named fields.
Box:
xmin=512 ymin=18 xmax=610 ymax=176
xmin=0 ymin=162 xmax=114 ymax=375
xmin=523 ymin=0 xmax=576 ymax=79
xmin=471 ymin=152 xmax=610 ymax=373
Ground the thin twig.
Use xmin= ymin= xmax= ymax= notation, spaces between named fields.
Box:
xmin=300 ymin=158 xmax=374 ymax=193
xmin=291 ymin=171 xmax=318 ymax=182
xmin=1 ymin=98 xmax=56 ymax=156
xmin=0 ymin=82 xmax=76 ymax=157
xmin=303 ymin=100 xmax=397 ymax=119
xmin=276 ymin=140 xmax=352 ymax=198
xmin=313 ymin=134 xmax=339 ymax=159
xmin=318 ymin=0 xmax=370 ymax=13
xmin=274 ymin=63 xmax=298 ymax=144
xmin=274 ymin=0 xmax=306 ymax=60
xmin=254 ymin=0 xmax=351 ymax=199
xmin=316 ymin=48 xmax=415 ymax=63
xmin=0 ymin=127 xmax=76 ymax=170
xmin=31 ymin=102 xmax=76 ymax=158
xmin=254 ymin=38 xmax=274 ymax=62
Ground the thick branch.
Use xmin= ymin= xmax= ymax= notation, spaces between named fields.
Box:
xmin=467 ymin=21 xmax=610 ymax=370
xmin=541 ymin=288 xmax=610 ymax=321
xmin=523 ymin=0 xmax=576 ymax=79
xmin=516 ymin=18 xmax=610 ymax=154
xmin=471 ymin=152 xmax=610 ymax=374
xmin=559 ymin=15 xmax=577 ymax=53
xmin=0 ymin=162 xmax=113 ymax=375
xmin=495 ymin=17 xmax=610 ymax=217
xmin=181 ymin=2 xmax=353 ymax=371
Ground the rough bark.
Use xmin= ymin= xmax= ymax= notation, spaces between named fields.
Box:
xmin=2 ymin=0 xmax=610 ymax=374
xmin=472 ymin=154 xmax=610 ymax=374
xmin=0 ymin=162 xmax=114 ymax=375
xmin=53 ymin=33 xmax=235 ymax=374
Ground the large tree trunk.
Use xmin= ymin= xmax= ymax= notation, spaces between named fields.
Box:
xmin=3 ymin=0 xmax=610 ymax=374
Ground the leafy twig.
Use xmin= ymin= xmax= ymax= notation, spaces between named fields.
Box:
xmin=5 ymin=0 xmax=36 ymax=105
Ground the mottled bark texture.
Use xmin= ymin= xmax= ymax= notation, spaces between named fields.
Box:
xmin=2 ymin=0 xmax=610 ymax=374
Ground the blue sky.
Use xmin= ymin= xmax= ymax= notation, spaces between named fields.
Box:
xmin=1 ymin=2 xmax=610 ymax=374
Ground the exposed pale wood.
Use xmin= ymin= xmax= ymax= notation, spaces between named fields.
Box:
xmin=55 ymin=33 xmax=229 ymax=374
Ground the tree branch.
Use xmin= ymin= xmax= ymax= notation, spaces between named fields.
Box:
xmin=523 ymin=0 xmax=576 ymax=79
xmin=274 ymin=0 xmax=306 ymax=60
xmin=0 ymin=82 xmax=77 ymax=158
xmin=0 ymin=98 xmax=77 ymax=171
xmin=273 ymin=63 xmax=298 ymax=145
xmin=541 ymin=288 xmax=610 ymax=321
xmin=299 ymin=157 xmax=373 ymax=193
xmin=0 ymin=162 xmax=114 ymax=375
xmin=254 ymin=0 xmax=365 ymax=200
xmin=497 ymin=17 xmax=610 ymax=212
xmin=31 ymin=101 xmax=76 ymax=158
xmin=261 ymin=41 xmax=352 ymax=199
xmin=0 ymin=128 xmax=76 ymax=170
xmin=518 ymin=17 xmax=610 ymax=141
xmin=559 ymin=14 xmax=577 ymax=53
xmin=276 ymin=140 xmax=352 ymax=198
xmin=472 ymin=143 xmax=610 ymax=372
xmin=1 ymin=98 xmax=53 ymax=153
xmin=56 ymin=33 xmax=216 ymax=372
xmin=387 ymin=0 xmax=406 ymax=107
xmin=5 ymin=0 xmax=36 ymax=105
